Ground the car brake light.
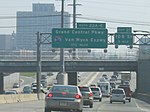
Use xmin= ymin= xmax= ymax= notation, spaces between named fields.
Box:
xmin=62 ymin=92 xmax=67 ymax=95
xmin=75 ymin=94 xmax=81 ymax=99
xmin=47 ymin=93 xmax=53 ymax=97
xmin=89 ymin=92 xmax=93 ymax=97
xmin=99 ymin=92 xmax=101 ymax=95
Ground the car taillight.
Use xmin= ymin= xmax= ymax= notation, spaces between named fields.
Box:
xmin=75 ymin=94 xmax=81 ymax=99
xmin=89 ymin=92 xmax=93 ymax=97
xmin=99 ymin=92 xmax=101 ymax=95
xmin=47 ymin=93 xmax=53 ymax=97
xmin=61 ymin=92 xmax=67 ymax=95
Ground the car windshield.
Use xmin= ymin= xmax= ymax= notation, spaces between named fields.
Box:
xmin=52 ymin=86 xmax=77 ymax=93
xmin=78 ymin=87 xmax=90 ymax=92
xmin=112 ymin=90 xmax=124 ymax=94
xmin=91 ymin=88 xmax=99 ymax=91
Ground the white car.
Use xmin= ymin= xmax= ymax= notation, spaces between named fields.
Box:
xmin=110 ymin=88 xmax=126 ymax=104
xmin=90 ymin=87 xmax=102 ymax=102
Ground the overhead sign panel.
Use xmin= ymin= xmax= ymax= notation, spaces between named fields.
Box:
xmin=52 ymin=28 xmax=108 ymax=48
xmin=114 ymin=33 xmax=133 ymax=45
xmin=117 ymin=27 xmax=132 ymax=33
xmin=77 ymin=23 xmax=106 ymax=29
xmin=115 ymin=27 xmax=133 ymax=45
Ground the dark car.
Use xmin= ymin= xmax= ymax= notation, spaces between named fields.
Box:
xmin=45 ymin=85 xmax=83 ymax=112
xmin=13 ymin=83 xmax=20 ymax=88
xmin=23 ymin=85 xmax=33 ymax=94
xmin=118 ymin=85 xmax=132 ymax=102
xmin=78 ymin=86 xmax=93 ymax=108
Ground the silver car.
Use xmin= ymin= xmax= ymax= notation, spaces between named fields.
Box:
xmin=78 ymin=86 xmax=94 ymax=108
xmin=110 ymin=88 xmax=126 ymax=104
xmin=91 ymin=87 xmax=102 ymax=102
xmin=45 ymin=85 xmax=83 ymax=112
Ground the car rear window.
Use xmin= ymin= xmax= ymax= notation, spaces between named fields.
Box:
xmin=52 ymin=86 xmax=77 ymax=93
xmin=79 ymin=87 xmax=90 ymax=92
xmin=112 ymin=89 xmax=124 ymax=94
xmin=91 ymin=88 xmax=99 ymax=91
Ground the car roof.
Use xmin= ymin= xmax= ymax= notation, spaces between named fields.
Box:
xmin=53 ymin=85 xmax=77 ymax=88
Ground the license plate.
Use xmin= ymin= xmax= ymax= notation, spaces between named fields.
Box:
xmin=59 ymin=102 xmax=67 ymax=106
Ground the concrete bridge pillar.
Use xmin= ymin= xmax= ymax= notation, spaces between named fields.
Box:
xmin=68 ymin=72 xmax=78 ymax=86
xmin=0 ymin=73 xmax=4 ymax=94
xmin=137 ymin=59 xmax=150 ymax=93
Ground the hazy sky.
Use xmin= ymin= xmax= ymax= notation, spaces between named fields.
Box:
xmin=0 ymin=0 xmax=150 ymax=34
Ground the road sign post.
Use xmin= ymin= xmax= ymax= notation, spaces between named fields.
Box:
xmin=52 ymin=28 xmax=108 ymax=48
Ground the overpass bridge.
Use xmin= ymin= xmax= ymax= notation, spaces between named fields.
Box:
xmin=0 ymin=49 xmax=149 ymax=95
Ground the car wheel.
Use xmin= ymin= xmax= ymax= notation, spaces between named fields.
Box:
xmin=90 ymin=104 xmax=93 ymax=108
xmin=99 ymin=98 xmax=102 ymax=102
xmin=129 ymin=99 xmax=131 ymax=102
xmin=44 ymin=108 xmax=51 ymax=112
xmin=110 ymin=101 xmax=112 ymax=103
xmin=123 ymin=101 xmax=125 ymax=104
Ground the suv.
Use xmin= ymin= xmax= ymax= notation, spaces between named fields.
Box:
xmin=90 ymin=87 xmax=102 ymax=102
xmin=118 ymin=85 xmax=132 ymax=102
xmin=78 ymin=86 xmax=93 ymax=108
xmin=110 ymin=88 xmax=126 ymax=104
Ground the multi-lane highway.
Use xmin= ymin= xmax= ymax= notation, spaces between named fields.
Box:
xmin=0 ymin=72 xmax=149 ymax=112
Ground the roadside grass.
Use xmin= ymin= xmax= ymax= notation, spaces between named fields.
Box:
xmin=20 ymin=72 xmax=36 ymax=77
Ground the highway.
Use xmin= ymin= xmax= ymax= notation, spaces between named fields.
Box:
xmin=0 ymin=72 xmax=149 ymax=112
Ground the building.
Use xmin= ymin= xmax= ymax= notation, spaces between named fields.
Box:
xmin=16 ymin=3 xmax=70 ymax=50
xmin=0 ymin=34 xmax=16 ymax=50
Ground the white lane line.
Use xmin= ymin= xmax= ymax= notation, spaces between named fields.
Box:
xmin=134 ymin=99 xmax=149 ymax=112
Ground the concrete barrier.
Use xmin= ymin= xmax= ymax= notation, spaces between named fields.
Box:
xmin=0 ymin=94 xmax=39 ymax=104
xmin=4 ymin=95 xmax=14 ymax=104
xmin=137 ymin=93 xmax=150 ymax=104
xmin=0 ymin=95 xmax=7 ymax=104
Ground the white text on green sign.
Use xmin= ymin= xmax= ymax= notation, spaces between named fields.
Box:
xmin=114 ymin=33 xmax=133 ymax=45
xmin=52 ymin=28 xmax=108 ymax=48
xmin=117 ymin=27 xmax=132 ymax=33
xmin=77 ymin=23 xmax=106 ymax=28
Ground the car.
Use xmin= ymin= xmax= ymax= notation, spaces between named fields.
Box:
xmin=110 ymin=88 xmax=126 ymax=104
xmin=90 ymin=87 xmax=102 ymax=102
xmin=23 ymin=85 xmax=33 ymax=94
xmin=31 ymin=83 xmax=43 ymax=93
xmin=99 ymin=77 xmax=107 ymax=82
xmin=41 ymin=80 xmax=47 ymax=88
xmin=5 ymin=91 xmax=16 ymax=94
xmin=109 ymin=78 xmax=116 ymax=82
xmin=118 ymin=85 xmax=132 ymax=102
xmin=90 ymin=84 xmax=97 ymax=88
xmin=111 ymin=75 xmax=117 ymax=81
xmin=102 ymin=74 xmax=108 ymax=80
xmin=13 ymin=82 xmax=20 ymax=88
xmin=45 ymin=85 xmax=83 ymax=112
xmin=123 ymin=81 xmax=130 ymax=85
xmin=78 ymin=86 xmax=93 ymax=108
xmin=110 ymin=82 xmax=116 ymax=88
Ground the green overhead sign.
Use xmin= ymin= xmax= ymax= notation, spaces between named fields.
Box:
xmin=115 ymin=27 xmax=133 ymax=45
xmin=117 ymin=27 xmax=132 ymax=33
xmin=52 ymin=28 xmax=108 ymax=48
xmin=114 ymin=33 xmax=133 ymax=45
xmin=77 ymin=23 xmax=106 ymax=29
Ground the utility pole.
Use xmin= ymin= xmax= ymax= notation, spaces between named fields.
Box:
xmin=36 ymin=32 xmax=41 ymax=100
xmin=72 ymin=0 xmax=76 ymax=59
xmin=60 ymin=0 xmax=65 ymax=73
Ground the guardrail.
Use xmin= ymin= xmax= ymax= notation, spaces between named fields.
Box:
xmin=0 ymin=50 xmax=138 ymax=61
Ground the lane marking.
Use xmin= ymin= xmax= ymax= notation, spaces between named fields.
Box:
xmin=134 ymin=98 xmax=149 ymax=112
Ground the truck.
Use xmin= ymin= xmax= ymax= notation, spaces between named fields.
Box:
xmin=119 ymin=71 xmax=131 ymax=84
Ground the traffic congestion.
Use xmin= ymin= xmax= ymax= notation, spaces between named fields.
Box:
xmin=1 ymin=72 xmax=149 ymax=112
